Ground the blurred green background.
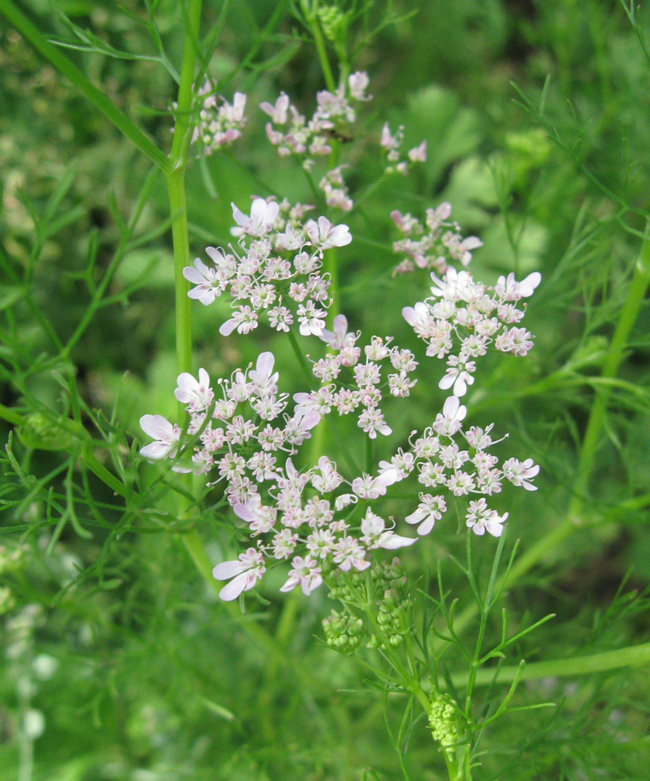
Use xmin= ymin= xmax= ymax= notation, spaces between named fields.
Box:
xmin=2 ymin=0 xmax=650 ymax=778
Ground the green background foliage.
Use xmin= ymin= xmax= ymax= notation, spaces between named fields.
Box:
xmin=1 ymin=0 xmax=650 ymax=778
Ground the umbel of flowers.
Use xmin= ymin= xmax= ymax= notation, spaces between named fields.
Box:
xmin=141 ymin=187 xmax=540 ymax=601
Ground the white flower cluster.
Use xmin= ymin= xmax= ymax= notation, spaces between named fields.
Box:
xmin=183 ymin=198 xmax=351 ymax=337
xmin=319 ymin=166 xmax=353 ymax=212
xmin=140 ymin=353 xmax=419 ymax=601
xmin=190 ymin=80 xmax=247 ymax=154
xmin=380 ymin=122 xmax=427 ymax=175
xmin=260 ymin=71 xmax=370 ymax=169
xmin=140 ymin=351 xmax=539 ymax=602
xmin=404 ymin=394 xmax=539 ymax=539
xmin=403 ymin=267 xmax=541 ymax=397
xmin=141 ymin=73 xmax=542 ymax=604
xmin=391 ymin=203 xmax=482 ymax=275
xmin=296 ymin=314 xmax=418 ymax=439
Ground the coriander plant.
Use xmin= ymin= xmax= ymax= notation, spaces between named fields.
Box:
xmin=1 ymin=1 xmax=650 ymax=779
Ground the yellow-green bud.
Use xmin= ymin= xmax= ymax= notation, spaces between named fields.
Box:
xmin=428 ymin=693 xmax=463 ymax=759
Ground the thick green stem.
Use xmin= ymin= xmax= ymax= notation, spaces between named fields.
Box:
xmin=168 ymin=171 xmax=194 ymax=378
xmin=0 ymin=0 xmax=170 ymax=173
xmin=451 ymin=229 xmax=650 ymax=638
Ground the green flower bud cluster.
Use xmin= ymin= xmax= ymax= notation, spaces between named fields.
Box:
xmin=317 ymin=5 xmax=348 ymax=46
xmin=371 ymin=559 xmax=407 ymax=597
xmin=17 ymin=412 xmax=77 ymax=451
xmin=322 ymin=609 xmax=366 ymax=654
xmin=428 ymin=692 xmax=463 ymax=759
xmin=327 ymin=569 xmax=366 ymax=603
xmin=367 ymin=588 xmax=412 ymax=649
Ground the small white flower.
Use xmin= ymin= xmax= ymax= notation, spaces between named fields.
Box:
xmin=231 ymin=198 xmax=280 ymax=237
xmin=139 ymin=415 xmax=181 ymax=461
xmin=407 ymin=141 xmax=427 ymax=162
xmin=305 ymin=216 xmax=352 ymax=249
xmin=175 ymin=368 xmax=214 ymax=411
xmin=465 ymin=498 xmax=507 ymax=537
xmin=348 ymin=71 xmax=371 ymax=100
xmin=439 ymin=356 xmax=476 ymax=397
xmin=405 ymin=494 xmax=447 ymax=536
xmin=280 ymin=555 xmax=322 ymax=595
xmin=502 ymin=458 xmax=539 ymax=491
xmin=318 ymin=313 xmax=356 ymax=350
xmin=360 ymin=508 xmax=416 ymax=550
xmin=183 ymin=258 xmax=224 ymax=305
xmin=259 ymin=93 xmax=290 ymax=124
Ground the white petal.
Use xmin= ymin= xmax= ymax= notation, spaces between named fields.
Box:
xmin=140 ymin=441 xmax=172 ymax=460
xmin=519 ymin=272 xmax=541 ymax=297
xmin=439 ymin=373 xmax=456 ymax=391
xmin=205 ymin=247 xmax=225 ymax=264
xmin=231 ymin=203 xmax=248 ymax=227
xmin=140 ymin=414 xmax=173 ymax=440
xmin=183 ymin=266 xmax=206 ymax=284
xmin=219 ymin=318 xmax=238 ymax=336
xmin=212 ymin=560 xmax=247 ymax=580
xmin=255 ymin=351 xmax=275 ymax=377
xmin=218 ymin=572 xmax=250 ymax=601
xmin=379 ymin=532 xmax=417 ymax=550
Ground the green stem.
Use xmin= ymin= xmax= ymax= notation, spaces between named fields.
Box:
xmin=0 ymin=0 xmax=170 ymax=173
xmin=451 ymin=229 xmax=650 ymax=637
xmin=168 ymin=170 xmax=194 ymax=377
xmin=449 ymin=641 xmax=650 ymax=689
xmin=309 ymin=14 xmax=337 ymax=92
xmin=0 ymin=403 xmax=25 ymax=427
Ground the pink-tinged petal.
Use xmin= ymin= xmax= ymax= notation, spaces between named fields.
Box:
xmin=140 ymin=441 xmax=171 ymax=460
xmin=194 ymin=258 xmax=211 ymax=276
xmin=205 ymin=247 xmax=225 ymax=264
xmin=197 ymin=289 xmax=217 ymax=305
xmin=250 ymin=198 xmax=267 ymax=223
xmin=519 ymin=272 xmax=541 ymax=297
xmin=462 ymin=237 xmax=482 ymax=251
xmin=231 ymin=203 xmax=248 ymax=227
xmin=333 ymin=314 xmax=348 ymax=336
xmin=198 ymin=368 xmax=210 ymax=387
xmin=233 ymin=504 xmax=258 ymax=523
xmin=212 ymin=560 xmax=247 ymax=580
xmin=442 ymin=395 xmax=459 ymax=418
xmin=405 ymin=508 xmax=424 ymax=525
xmin=183 ymin=266 xmax=206 ymax=284
xmin=379 ymin=533 xmax=417 ymax=550
xmin=218 ymin=571 xmax=250 ymax=601
xmin=302 ymin=573 xmax=322 ymax=595
xmin=219 ymin=318 xmax=238 ymax=336
xmin=439 ymin=374 xmax=456 ymax=391
xmin=279 ymin=578 xmax=298 ymax=593
xmin=453 ymin=376 xmax=467 ymax=396
xmin=140 ymin=414 xmax=173 ymax=439
xmin=256 ymin=351 xmax=275 ymax=377
xmin=402 ymin=306 xmax=417 ymax=326
xmin=376 ymin=469 xmax=399 ymax=488
xmin=486 ymin=520 xmax=504 ymax=537
xmin=417 ymin=518 xmax=435 ymax=536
